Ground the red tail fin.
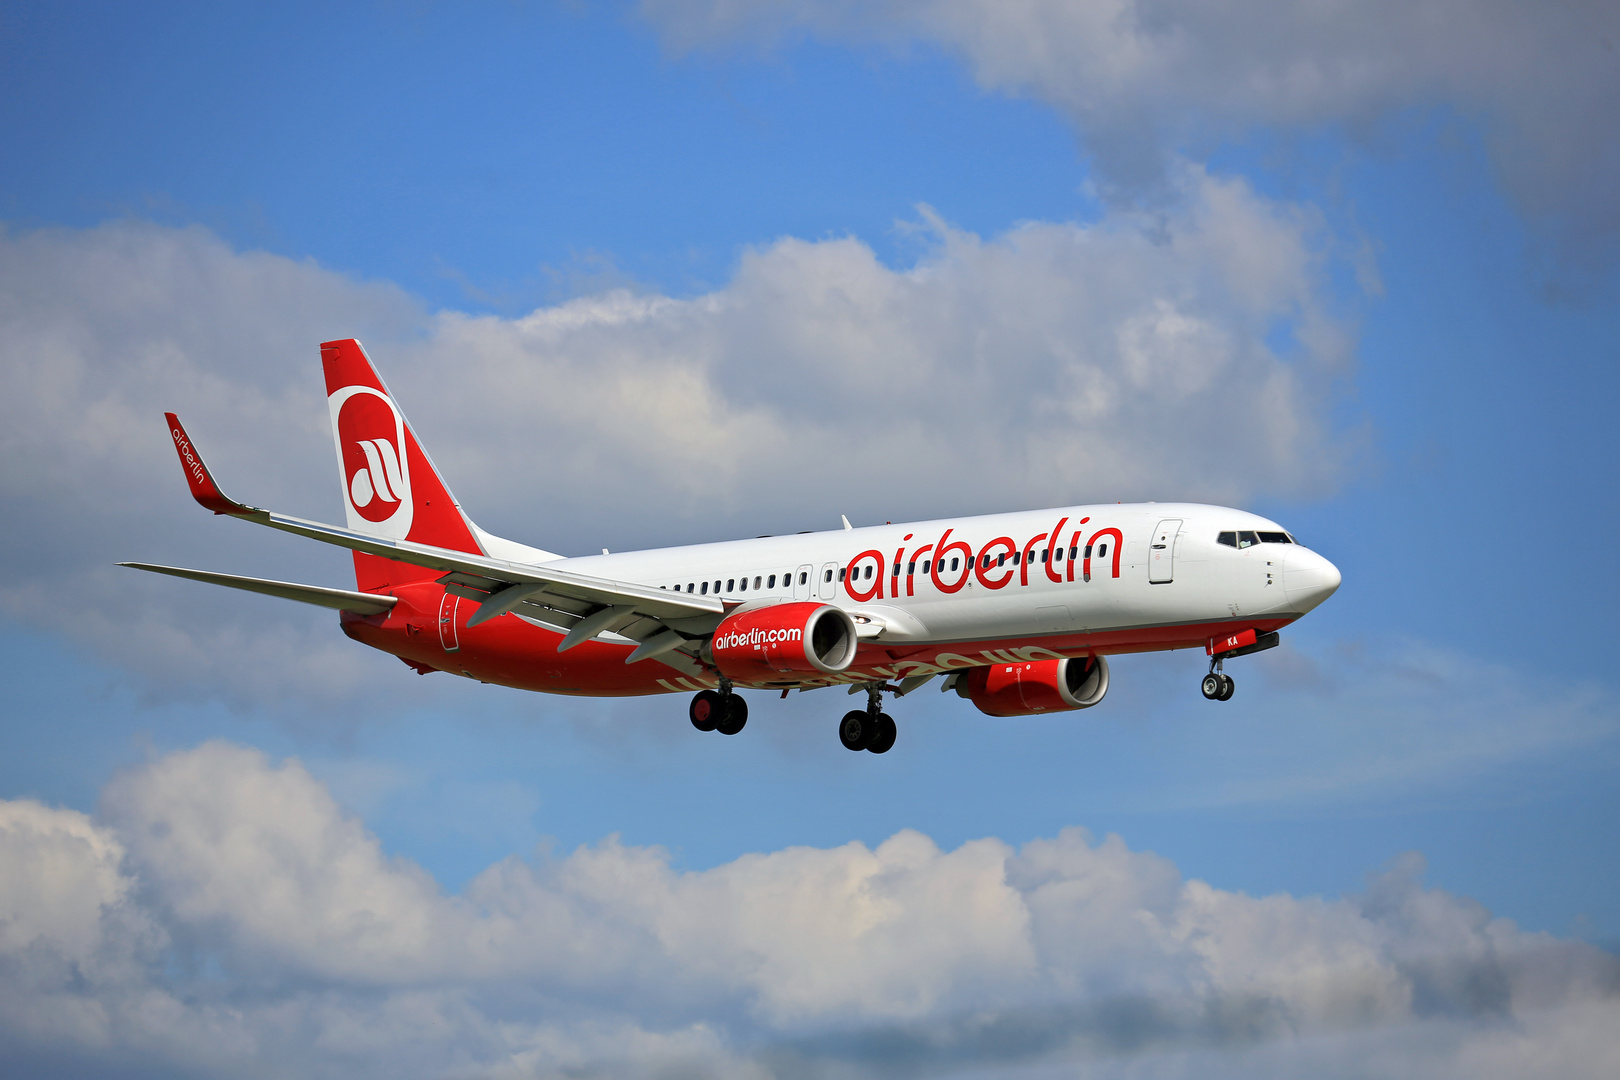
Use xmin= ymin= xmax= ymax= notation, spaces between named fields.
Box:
xmin=321 ymin=339 xmax=484 ymax=591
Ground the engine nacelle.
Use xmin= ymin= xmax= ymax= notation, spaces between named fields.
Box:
xmin=959 ymin=655 xmax=1110 ymax=717
xmin=710 ymin=602 xmax=859 ymax=681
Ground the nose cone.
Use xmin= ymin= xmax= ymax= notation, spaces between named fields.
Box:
xmin=1284 ymin=548 xmax=1341 ymax=613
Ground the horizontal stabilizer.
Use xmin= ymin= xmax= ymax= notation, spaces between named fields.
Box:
xmin=119 ymin=563 xmax=397 ymax=615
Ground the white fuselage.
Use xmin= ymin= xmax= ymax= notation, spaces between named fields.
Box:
xmin=549 ymin=502 xmax=1339 ymax=651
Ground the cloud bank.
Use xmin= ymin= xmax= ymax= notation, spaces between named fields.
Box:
xmin=640 ymin=0 xmax=1620 ymax=268
xmin=0 ymin=741 xmax=1614 ymax=1078
xmin=0 ymin=166 xmax=1353 ymax=702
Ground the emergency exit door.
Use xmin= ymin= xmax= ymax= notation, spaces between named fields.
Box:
xmin=1149 ymin=519 xmax=1182 ymax=584
xmin=439 ymin=593 xmax=460 ymax=651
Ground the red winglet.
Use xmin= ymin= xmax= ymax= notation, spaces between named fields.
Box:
xmin=165 ymin=413 xmax=249 ymax=515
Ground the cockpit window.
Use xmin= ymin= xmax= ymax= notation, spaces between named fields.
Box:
xmin=1237 ymin=531 xmax=1258 ymax=548
xmin=1257 ymin=531 xmax=1292 ymax=544
xmin=1217 ymin=531 xmax=1237 ymax=548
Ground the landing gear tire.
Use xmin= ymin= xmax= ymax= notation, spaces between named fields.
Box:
xmin=839 ymin=710 xmax=873 ymax=751
xmin=866 ymin=713 xmax=897 ymax=755
xmin=1201 ymin=673 xmax=1223 ymax=700
xmin=715 ymin=694 xmax=749 ymax=735
xmin=1216 ymin=674 xmax=1235 ymax=701
xmin=690 ymin=689 xmax=723 ymax=732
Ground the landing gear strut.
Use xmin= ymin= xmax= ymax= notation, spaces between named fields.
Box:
xmin=690 ymin=683 xmax=748 ymax=735
xmin=839 ymin=684 xmax=897 ymax=754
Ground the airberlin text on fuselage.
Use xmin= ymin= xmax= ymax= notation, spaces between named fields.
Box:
xmin=843 ymin=515 xmax=1125 ymax=602
xmin=716 ymin=626 xmax=803 ymax=650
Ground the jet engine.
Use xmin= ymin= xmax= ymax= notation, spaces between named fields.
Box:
xmin=710 ymin=602 xmax=859 ymax=681
xmin=958 ymin=655 xmax=1110 ymax=717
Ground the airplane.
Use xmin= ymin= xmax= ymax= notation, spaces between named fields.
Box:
xmin=126 ymin=339 xmax=1341 ymax=754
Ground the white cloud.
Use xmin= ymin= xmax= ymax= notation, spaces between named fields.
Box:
xmin=0 ymin=170 xmax=1352 ymax=703
xmin=639 ymin=0 xmax=1620 ymax=269
xmin=1 ymin=742 xmax=1615 ymax=1078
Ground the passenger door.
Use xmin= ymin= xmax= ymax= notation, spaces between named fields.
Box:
xmin=1148 ymin=519 xmax=1182 ymax=584
xmin=794 ymin=564 xmax=813 ymax=601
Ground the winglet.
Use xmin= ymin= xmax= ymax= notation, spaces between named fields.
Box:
xmin=164 ymin=413 xmax=254 ymax=515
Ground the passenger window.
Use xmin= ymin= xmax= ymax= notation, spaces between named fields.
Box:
xmin=1238 ymin=531 xmax=1258 ymax=549
xmin=799 ymin=572 xmax=807 ymax=585
xmin=726 ymin=579 xmax=735 ymax=592
xmin=1053 ymin=547 xmax=1063 ymax=561
xmin=700 ymin=581 xmax=708 ymax=595
xmin=996 ymin=553 xmax=1005 ymax=567
xmin=1012 ymin=551 xmax=1021 ymax=565
xmin=864 ymin=565 xmax=873 ymax=580
xmin=951 ymin=558 xmax=959 ymax=571
xmin=714 ymin=581 xmax=721 ymax=593
xmin=687 ymin=583 xmax=694 ymax=593
xmin=768 ymin=575 xmax=776 ymax=588
xmin=1218 ymin=532 xmax=1237 ymax=548
xmin=825 ymin=569 xmax=833 ymax=582
xmin=1069 ymin=546 xmax=1078 ymax=560
xmin=1041 ymin=549 xmax=1049 ymax=563
xmin=753 ymin=576 xmax=761 ymax=589
xmin=738 ymin=578 xmax=747 ymax=592
xmin=924 ymin=560 xmax=931 ymax=573
xmin=907 ymin=561 xmax=915 ymax=574
xmin=839 ymin=567 xmax=847 ymax=581
xmin=1097 ymin=545 xmax=1108 ymax=558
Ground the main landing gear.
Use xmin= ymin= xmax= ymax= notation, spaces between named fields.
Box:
xmin=689 ymin=681 xmax=900 ymax=753
xmin=690 ymin=684 xmax=748 ymax=735
xmin=1201 ymin=660 xmax=1235 ymax=701
xmin=839 ymin=684 xmax=897 ymax=754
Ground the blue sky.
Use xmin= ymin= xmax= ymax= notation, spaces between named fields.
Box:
xmin=1 ymin=2 xmax=1617 ymax=1077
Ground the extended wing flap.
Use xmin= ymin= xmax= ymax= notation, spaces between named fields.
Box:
xmin=120 ymin=563 xmax=398 ymax=615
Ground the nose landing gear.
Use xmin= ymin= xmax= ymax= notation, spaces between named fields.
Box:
xmin=1201 ymin=630 xmax=1279 ymax=701
xmin=1201 ymin=669 xmax=1235 ymax=701
xmin=690 ymin=683 xmax=748 ymax=735
xmin=839 ymin=684 xmax=897 ymax=753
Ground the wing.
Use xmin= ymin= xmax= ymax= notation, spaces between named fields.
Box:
xmin=158 ymin=413 xmax=725 ymax=663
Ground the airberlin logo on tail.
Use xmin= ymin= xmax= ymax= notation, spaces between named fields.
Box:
xmin=350 ymin=437 xmax=404 ymax=510
xmin=329 ymin=385 xmax=414 ymax=539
